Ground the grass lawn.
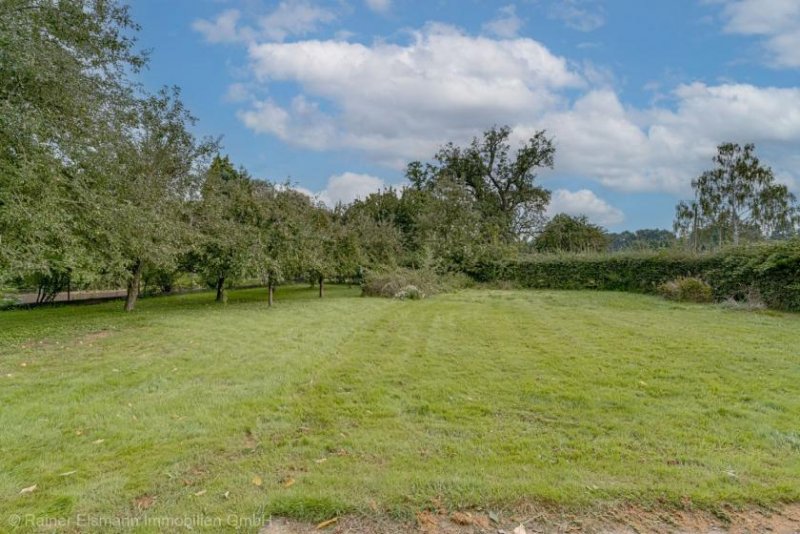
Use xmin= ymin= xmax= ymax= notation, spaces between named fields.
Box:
xmin=1 ymin=286 xmax=799 ymax=532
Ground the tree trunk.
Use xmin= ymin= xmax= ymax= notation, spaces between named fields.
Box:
xmin=268 ymin=281 xmax=274 ymax=307
xmin=732 ymin=208 xmax=740 ymax=246
xmin=318 ymin=276 xmax=324 ymax=298
xmin=124 ymin=261 xmax=142 ymax=312
xmin=215 ymin=275 xmax=226 ymax=303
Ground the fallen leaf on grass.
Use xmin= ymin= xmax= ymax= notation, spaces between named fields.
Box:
xmin=450 ymin=512 xmax=473 ymax=525
xmin=19 ymin=485 xmax=37 ymax=494
xmin=194 ymin=490 xmax=207 ymax=497
xmin=450 ymin=512 xmax=489 ymax=528
xmin=59 ymin=471 xmax=77 ymax=477
xmin=282 ymin=477 xmax=295 ymax=488
xmin=314 ymin=458 xmax=327 ymax=464
xmin=92 ymin=439 xmax=105 ymax=445
xmin=251 ymin=475 xmax=262 ymax=487
xmin=513 ymin=524 xmax=527 ymax=534
xmin=223 ymin=491 xmax=230 ymax=499
xmin=316 ymin=517 xmax=338 ymax=529
xmin=133 ymin=495 xmax=155 ymax=510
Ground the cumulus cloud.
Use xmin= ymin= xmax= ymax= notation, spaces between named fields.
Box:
xmin=547 ymin=189 xmax=625 ymax=226
xmin=294 ymin=172 xmax=394 ymax=206
xmin=192 ymin=0 xmax=336 ymax=44
xmin=260 ymin=0 xmax=336 ymax=41
xmin=483 ymin=5 xmax=524 ymax=38
xmin=319 ymin=172 xmax=387 ymax=205
xmin=198 ymin=16 xmax=800 ymax=198
xmin=549 ymin=0 xmax=605 ymax=32
xmin=537 ymin=83 xmax=800 ymax=193
xmin=192 ymin=9 xmax=250 ymax=44
xmin=714 ymin=0 xmax=800 ymax=68
xmin=243 ymin=23 xmax=582 ymax=165
xmin=364 ymin=0 xmax=391 ymax=14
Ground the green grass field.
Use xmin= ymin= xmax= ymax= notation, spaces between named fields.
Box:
xmin=1 ymin=286 xmax=799 ymax=532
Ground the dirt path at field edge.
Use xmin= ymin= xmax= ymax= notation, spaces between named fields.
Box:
xmin=262 ymin=503 xmax=800 ymax=533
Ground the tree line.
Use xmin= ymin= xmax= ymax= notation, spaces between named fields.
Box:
xmin=2 ymin=1 xmax=798 ymax=311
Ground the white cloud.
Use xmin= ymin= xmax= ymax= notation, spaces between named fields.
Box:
xmin=192 ymin=9 xmax=250 ymax=44
xmin=535 ymin=83 xmax=800 ymax=194
xmin=294 ymin=172 xmax=393 ymax=206
xmin=211 ymin=20 xmax=800 ymax=198
xmin=319 ymin=172 xmax=387 ymax=205
xmin=547 ymin=189 xmax=625 ymax=226
xmin=259 ymin=0 xmax=336 ymax=41
xmin=714 ymin=0 xmax=800 ymax=68
xmin=243 ymin=23 xmax=582 ymax=165
xmin=192 ymin=1 xmax=336 ymax=44
xmin=549 ymin=0 xmax=605 ymax=32
xmin=483 ymin=5 xmax=524 ymax=39
xmin=224 ymin=82 xmax=251 ymax=103
xmin=364 ymin=0 xmax=391 ymax=14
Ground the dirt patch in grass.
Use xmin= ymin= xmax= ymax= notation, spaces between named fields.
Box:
xmin=261 ymin=504 xmax=800 ymax=533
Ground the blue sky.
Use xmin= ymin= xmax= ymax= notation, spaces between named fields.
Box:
xmin=129 ymin=0 xmax=800 ymax=231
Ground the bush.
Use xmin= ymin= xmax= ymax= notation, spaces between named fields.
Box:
xmin=362 ymin=268 xmax=471 ymax=299
xmin=658 ymin=277 xmax=713 ymax=303
xmin=468 ymin=239 xmax=800 ymax=311
xmin=393 ymin=285 xmax=424 ymax=300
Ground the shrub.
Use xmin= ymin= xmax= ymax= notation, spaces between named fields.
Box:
xmin=362 ymin=268 xmax=471 ymax=299
xmin=393 ymin=285 xmax=424 ymax=300
xmin=720 ymin=288 xmax=766 ymax=311
xmin=468 ymin=239 xmax=800 ymax=311
xmin=658 ymin=277 xmax=713 ymax=303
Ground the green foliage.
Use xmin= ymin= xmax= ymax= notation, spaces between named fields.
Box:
xmin=609 ymin=228 xmax=677 ymax=251
xmin=471 ymin=239 xmax=800 ymax=311
xmin=674 ymin=143 xmax=799 ymax=248
xmin=658 ymin=277 xmax=714 ymax=303
xmin=361 ymin=268 xmax=472 ymax=299
xmin=407 ymin=125 xmax=553 ymax=242
xmin=535 ymin=213 xmax=609 ymax=253
xmin=0 ymin=0 xmax=145 ymax=285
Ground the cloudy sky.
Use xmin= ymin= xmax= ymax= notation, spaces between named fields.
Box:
xmin=130 ymin=0 xmax=800 ymax=230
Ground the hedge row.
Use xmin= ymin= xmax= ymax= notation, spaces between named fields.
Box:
xmin=469 ymin=240 xmax=800 ymax=312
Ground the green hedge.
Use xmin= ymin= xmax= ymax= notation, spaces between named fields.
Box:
xmin=469 ymin=240 xmax=800 ymax=311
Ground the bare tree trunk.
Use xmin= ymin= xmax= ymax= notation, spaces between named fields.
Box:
xmin=124 ymin=261 xmax=142 ymax=312
xmin=268 ymin=281 xmax=274 ymax=307
xmin=215 ymin=275 xmax=226 ymax=303
xmin=318 ymin=276 xmax=324 ymax=298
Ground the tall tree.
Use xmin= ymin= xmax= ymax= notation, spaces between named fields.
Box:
xmin=194 ymin=155 xmax=258 ymax=303
xmin=409 ymin=126 xmax=554 ymax=242
xmin=675 ymin=143 xmax=799 ymax=247
xmin=0 ymin=0 xmax=145 ymax=287
xmin=108 ymin=87 xmax=216 ymax=311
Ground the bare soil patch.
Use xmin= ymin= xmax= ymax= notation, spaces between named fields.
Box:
xmin=261 ymin=504 xmax=800 ymax=533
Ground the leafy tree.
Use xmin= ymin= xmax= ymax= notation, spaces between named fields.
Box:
xmin=409 ymin=126 xmax=553 ymax=242
xmin=193 ymin=155 xmax=258 ymax=303
xmin=107 ymin=88 xmax=216 ymax=311
xmin=535 ymin=214 xmax=609 ymax=253
xmin=304 ymin=206 xmax=364 ymax=297
xmin=609 ymin=229 xmax=676 ymax=252
xmin=0 ymin=0 xmax=145 ymax=287
xmin=675 ymin=143 xmax=799 ymax=247
xmin=250 ymin=184 xmax=312 ymax=306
